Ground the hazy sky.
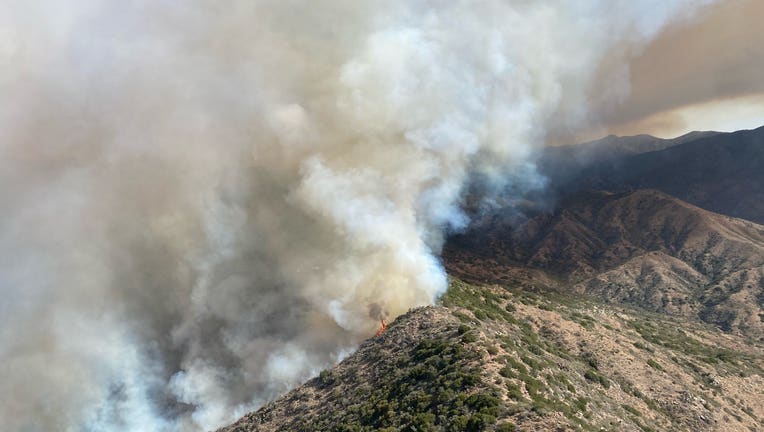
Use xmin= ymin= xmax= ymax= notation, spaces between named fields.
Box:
xmin=575 ymin=0 xmax=763 ymax=141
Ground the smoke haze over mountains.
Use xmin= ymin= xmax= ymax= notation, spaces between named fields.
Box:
xmin=0 ymin=1 xmax=716 ymax=430
xmin=563 ymin=0 xmax=764 ymax=141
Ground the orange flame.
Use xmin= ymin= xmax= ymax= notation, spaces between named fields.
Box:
xmin=374 ymin=319 xmax=387 ymax=337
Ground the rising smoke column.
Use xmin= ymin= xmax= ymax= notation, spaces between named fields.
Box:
xmin=0 ymin=1 xmax=711 ymax=431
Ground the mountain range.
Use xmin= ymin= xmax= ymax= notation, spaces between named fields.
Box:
xmin=221 ymin=126 xmax=764 ymax=431
xmin=541 ymin=126 xmax=764 ymax=224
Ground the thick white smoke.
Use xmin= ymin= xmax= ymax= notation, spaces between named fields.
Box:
xmin=0 ymin=1 xmax=711 ymax=431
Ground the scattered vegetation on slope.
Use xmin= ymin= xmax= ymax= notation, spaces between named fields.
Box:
xmin=221 ymin=279 xmax=764 ymax=432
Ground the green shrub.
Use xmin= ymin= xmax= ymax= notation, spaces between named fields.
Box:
xmin=466 ymin=413 xmax=496 ymax=431
xmin=462 ymin=332 xmax=478 ymax=343
xmin=583 ymin=369 xmax=610 ymax=388
xmin=410 ymin=412 xmax=436 ymax=431
xmin=317 ymin=369 xmax=337 ymax=388
xmin=506 ymin=382 xmax=525 ymax=401
xmin=573 ymin=397 xmax=588 ymax=412
xmin=520 ymin=355 xmax=541 ymax=370
xmin=646 ymin=359 xmax=664 ymax=371
xmin=506 ymin=357 xmax=528 ymax=375
xmin=521 ymin=374 xmax=542 ymax=396
xmin=622 ymin=404 xmax=641 ymax=417
xmin=465 ymin=393 xmax=500 ymax=416
xmin=633 ymin=342 xmax=653 ymax=352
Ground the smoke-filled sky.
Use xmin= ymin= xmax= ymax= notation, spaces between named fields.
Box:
xmin=0 ymin=1 xmax=754 ymax=431
xmin=572 ymin=0 xmax=764 ymax=141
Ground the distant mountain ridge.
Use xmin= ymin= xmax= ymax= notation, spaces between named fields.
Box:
xmin=539 ymin=130 xmax=721 ymax=187
xmin=541 ymin=125 xmax=764 ymax=224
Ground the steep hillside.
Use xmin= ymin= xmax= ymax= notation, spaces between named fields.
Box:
xmin=220 ymin=280 xmax=764 ymax=432
xmin=444 ymin=190 xmax=764 ymax=338
xmin=220 ymin=129 xmax=764 ymax=431
xmin=553 ymin=126 xmax=764 ymax=224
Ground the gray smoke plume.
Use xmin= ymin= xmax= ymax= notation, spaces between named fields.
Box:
xmin=0 ymin=1 xmax=712 ymax=431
